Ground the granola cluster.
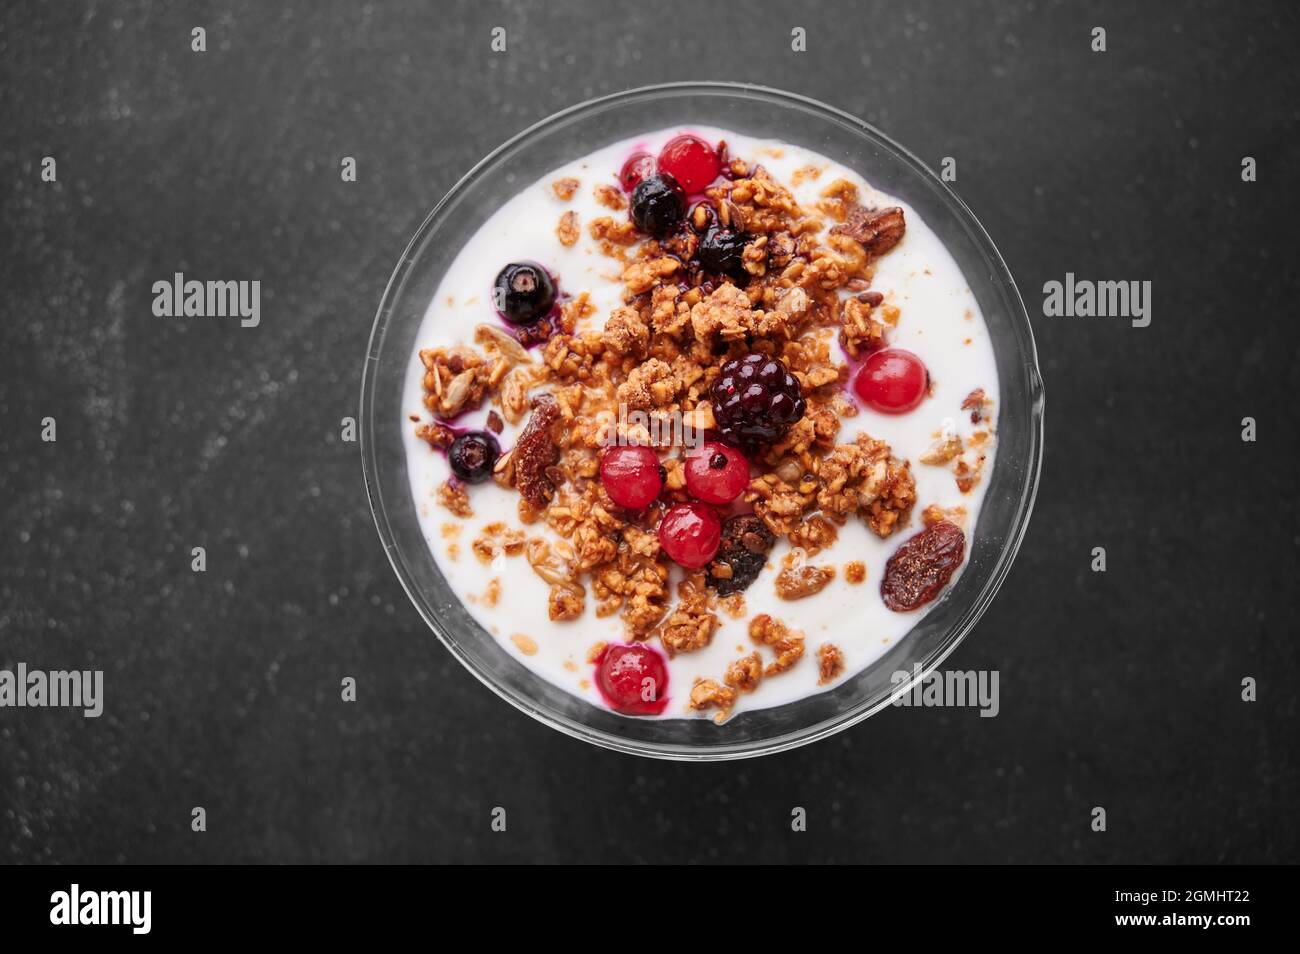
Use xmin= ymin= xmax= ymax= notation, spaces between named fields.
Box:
xmin=916 ymin=388 xmax=996 ymax=494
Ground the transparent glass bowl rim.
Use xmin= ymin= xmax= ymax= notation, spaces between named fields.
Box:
xmin=360 ymin=81 xmax=1045 ymax=761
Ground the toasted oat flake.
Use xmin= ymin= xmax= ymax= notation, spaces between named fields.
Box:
xmin=511 ymin=633 xmax=539 ymax=656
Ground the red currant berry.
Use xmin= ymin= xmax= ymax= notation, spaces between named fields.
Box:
xmin=683 ymin=441 xmax=749 ymax=504
xmin=618 ymin=152 xmax=656 ymax=193
xmin=853 ymin=348 xmax=929 ymax=414
xmin=595 ymin=643 xmax=669 ymax=715
xmin=657 ymin=135 xmax=720 ymax=193
xmin=658 ymin=502 xmax=721 ymax=569
xmin=600 ymin=445 xmax=662 ymax=509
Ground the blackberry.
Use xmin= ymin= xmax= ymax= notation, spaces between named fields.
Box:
xmin=710 ymin=353 xmax=806 ymax=447
xmin=696 ymin=227 xmax=747 ymax=277
xmin=707 ymin=514 xmax=775 ymax=596
xmin=448 ymin=431 xmax=500 ymax=484
xmin=629 ymin=173 xmax=686 ymax=237
xmin=493 ymin=262 xmax=555 ymax=326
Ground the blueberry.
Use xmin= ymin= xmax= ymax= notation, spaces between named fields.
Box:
xmin=493 ymin=262 xmax=555 ymax=326
xmin=448 ymin=431 xmax=500 ymax=484
xmin=630 ymin=173 xmax=686 ymax=238
xmin=697 ymin=227 xmax=748 ymax=276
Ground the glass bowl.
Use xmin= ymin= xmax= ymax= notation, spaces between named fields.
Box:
xmin=360 ymin=82 xmax=1044 ymax=760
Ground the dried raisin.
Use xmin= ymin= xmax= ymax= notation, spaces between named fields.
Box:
xmin=706 ymin=514 xmax=774 ymax=596
xmin=880 ymin=520 xmax=965 ymax=612
xmin=512 ymin=395 xmax=560 ymax=508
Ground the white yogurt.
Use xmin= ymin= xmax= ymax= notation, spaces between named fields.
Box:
xmin=401 ymin=127 xmax=998 ymax=719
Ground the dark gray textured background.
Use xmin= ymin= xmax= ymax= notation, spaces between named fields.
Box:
xmin=2 ymin=0 xmax=1297 ymax=863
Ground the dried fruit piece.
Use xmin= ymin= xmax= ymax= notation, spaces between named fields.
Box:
xmin=830 ymin=205 xmax=906 ymax=256
xmin=706 ymin=514 xmax=774 ymax=596
xmin=513 ymin=394 xmax=561 ymax=508
xmin=880 ymin=520 xmax=965 ymax=612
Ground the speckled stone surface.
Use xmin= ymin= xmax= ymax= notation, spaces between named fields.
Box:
xmin=1 ymin=0 xmax=1297 ymax=863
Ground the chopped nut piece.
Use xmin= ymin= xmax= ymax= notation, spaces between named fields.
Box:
xmin=435 ymin=480 xmax=473 ymax=518
xmin=954 ymin=450 xmax=986 ymax=494
xmin=921 ymin=503 xmax=968 ymax=528
xmin=724 ymin=652 xmax=764 ymax=693
xmin=622 ymin=256 xmax=679 ymax=295
xmin=774 ymin=563 xmax=836 ymax=600
xmin=552 ymin=177 xmax=580 ymax=201
xmin=844 ymin=560 xmax=866 ymax=584
xmin=525 ymin=537 xmax=569 ymax=586
xmin=748 ymin=613 xmax=806 ymax=675
xmin=594 ymin=183 xmax=627 ymax=210
xmin=830 ymin=205 xmax=906 ymax=257
xmin=589 ymin=215 xmax=639 ymax=245
xmin=556 ymin=210 xmax=580 ymax=246
xmin=766 ymin=634 xmax=805 ymax=675
xmin=688 ymin=678 xmax=737 ymax=715
xmin=658 ymin=596 xmax=718 ymax=657
xmin=415 ymin=419 xmax=456 ymax=451
xmin=471 ymin=522 xmax=527 ymax=564
xmin=817 ymin=644 xmax=845 ymax=684
xmin=548 ymin=583 xmax=584 ymax=621
xmin=786 ymin=514 xmax=837 ymax=556
xmin=919 ymin=433 xmax=964 ymax=466
xmin=961 ymin=387 xmax=994 ymax=424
